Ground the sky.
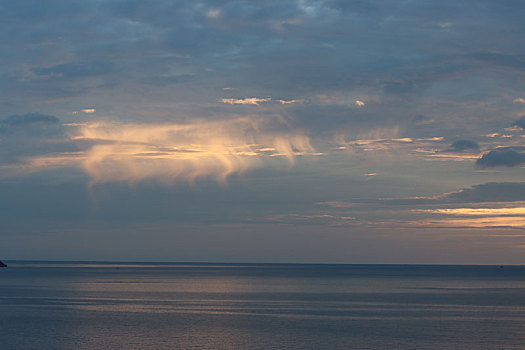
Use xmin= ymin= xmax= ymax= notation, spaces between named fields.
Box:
xmin=1 ymin=0 xmax=525 ymax=264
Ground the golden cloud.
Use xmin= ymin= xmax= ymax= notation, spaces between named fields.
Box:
xmin=416 ymin=207 xmax=525 ymax=216
xmin=28 ymin=117 xmax=315 ymax=184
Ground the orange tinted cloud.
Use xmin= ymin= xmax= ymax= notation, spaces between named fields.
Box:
xmin=68 ymin=117 xmax=315 ymax=184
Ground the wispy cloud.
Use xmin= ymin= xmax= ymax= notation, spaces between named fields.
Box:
xmin=335 ymin=128 xmax=444 ymax=154
xmin=413 ymin=217 xmax=525 ymax=229
xmin=277 ymin=99 xmax=302 ymax=105
xmin=263 ymin=213 xmax=356 ymax=226
xmin=415 ymin=207 xmax=525 ymax=216
xmin=14 ymin=117 xmax=316 ymax=184
xmin=221 ymin=97 xmax=302 ymax=106
xmin=72 ymin=109 xmax=96 ymax=115
xmin=314 ymin=94 xmax=370 ymax=108
xmin=221 ymin=98 xmax=272 ymax=105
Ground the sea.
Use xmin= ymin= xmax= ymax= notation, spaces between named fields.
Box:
xmin=0 ymin=262 xmax=524 ymax=349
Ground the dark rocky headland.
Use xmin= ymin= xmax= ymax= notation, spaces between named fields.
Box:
xmin=0 ymin=261 xmax=7 ymax=267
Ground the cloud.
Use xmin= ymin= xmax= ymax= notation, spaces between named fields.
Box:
xmin=335 ymin=127 xmax=445 ymax=155
xmin=476 ymin=147 xmax=525 ymax=168
xmin=264 ymin=213 xmax=356 ymax=226
xmin=221 ymin=98 xmax=301 ymax=106
xmin=514 ymin=98 xmax=525 ymax=104
xmin=277 ymin=99 xmax=302 ymax=104
xmin=320 ymin=182 xmax=525 ymax=207
xmin=319 ymin=182 xmax=525 ymax=230
xmin=0 ymin=113 xmax=59 ymax=128
xmin=314 ymin=95 xmax=369 ymax=108
xmin=0 ymin=113 xmax=74 ymax=168
xmin=444 ymin=182 xmax=525 ymax=203
xmin=413 ymin=206 xmax=525 ymax=229
xmin=30 ymin=62 xmax=115 ymax=79
xmin=411 ymin=114 xmax=435 ymax=125
xmin=10 ymin=116 xmax=316 ymax=184
xmin=221 ymin=98 xmax=272 ymax=105
xmin=411 ymin=216 xmax=525 ymax=229
xmin=0 ymin=113 xmax=63 ymax=140
xmin=416 ymin=207 xmax=525 ymax=216
xmin=513 ymin=116 xmax=525 ymax=129
xmin=446 ymin=139 xmax=480 ymax=152
xmin=72 ymin=109 xmax=96 ymax=115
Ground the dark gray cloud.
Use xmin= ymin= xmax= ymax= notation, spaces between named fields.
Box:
xmin=513 ymin=116 xmax=525 ymax=129
xmin=379 ymin=181 xmax=525 ymax=205
xmin=476 ymin=147 xmax=525 ymax=168
xmin=446 ymin=139 xmax=479 ymax=152
xmin=31 ymin=62 xmax=115 ymax=79
xmin=1 ymin=113 xmax=59 ymax=127
xmin=0 ymin=113 xmax=61 ymax=136
xmin=332 ymin=182 xmax=525 ymax=206
xmin=444 ymin=182 xmax=525 ymax=203
xmin=317 ymin=182 xmax=525 ymax=211
xmin=0 ymin=113 xmax=74 ymax=164
xmin=411 ymin=114 xmax=434 ymax=125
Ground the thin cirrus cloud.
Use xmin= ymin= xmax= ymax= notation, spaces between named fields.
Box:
xmin=335 ymin=128 xmax=444 ymax=154
xmin=72 ymin=109 xmax=96 ymax=115
xmin=316 ymin=182 xmax=525 ymax=229
xmin=411 ymin=217 xmax=525 ymax=229
xmin=24 ymin=116 xmax=316 ymax=184
xmin=415 ymin=207 xmax=525 ymax=216
xmin=221 ymin=97 xmax=272 ymax=105
xmin=221 ymin=98 xmax=302 ymax=106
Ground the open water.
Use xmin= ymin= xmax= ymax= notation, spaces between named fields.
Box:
xmin=1 ymin=261 xmax=524 ymax=349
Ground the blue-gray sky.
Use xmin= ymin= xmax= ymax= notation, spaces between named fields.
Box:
xmin=1 ymin=0 xmax=525 ymax=263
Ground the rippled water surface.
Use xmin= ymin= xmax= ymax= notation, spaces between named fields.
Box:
xmin=1 ymin=262 xmax=524 ymax=349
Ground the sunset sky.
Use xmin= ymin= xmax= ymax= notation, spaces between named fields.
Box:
xmin=1 ymin=0 xmax=525 ymax=263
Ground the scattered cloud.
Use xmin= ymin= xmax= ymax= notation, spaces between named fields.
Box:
xmin=412 ymin=217 xmax=525 ymax=229
xmin=0 ymin=113 xmax=63 ymax=140
xmin=314 ymin=95 xmax=369 ymax=108
xmin=73 ymin=109 xmax=96 ymax=115
xmin=476 ymin=147 xmax=525 ymax=168
xmin=411 ymin=114 xmax=435 ymax=125
xmin=264 ymin=213 xmax=356 ymax=226
xmin=336 ymin=128 xmax=444 ymax=155
xmin=446 ymin=140 xmax=480 ymax=152
xmin=0 ymin=113 xmax=59 ymax=128
xmin=415 ymin=207 xmax=525 ymax=216
xmin=512 ymin=116 xmax=525 ymax=129
xmin=277 ymin=99 xmax=302 ymax=105
xmin=205 ymin=9 xmax=221 ymax=19
xmin=221 ymin=98 xmax=302 ymax=106
xmin=221 ymin=98 xmax=272 ymax=105
xmin=514 ymin=98 xmax=525 ymax=104
xmin=403 ymin=182 xmax=525 ymax=204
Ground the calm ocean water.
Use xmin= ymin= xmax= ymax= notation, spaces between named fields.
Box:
xmin=0 ymin=262 xmax=524 ymax=349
